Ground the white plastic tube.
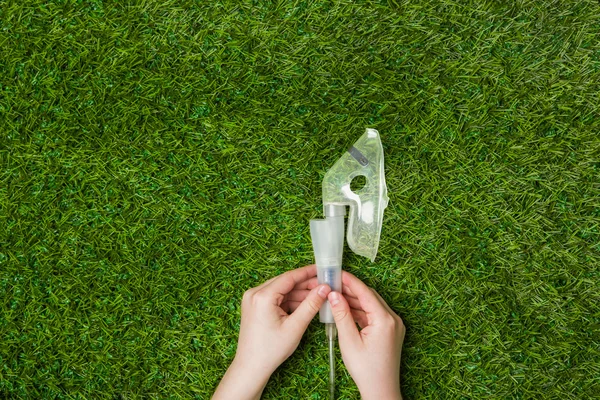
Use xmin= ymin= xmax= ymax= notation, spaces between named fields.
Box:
xmin=310 ymin=206 xmax=344 ymax=323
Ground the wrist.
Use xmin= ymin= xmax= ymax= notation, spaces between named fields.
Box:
xmin=213 ymin=357 xmax=272 ymax=400
xmin=359 ymin=383 xmax=402 ymax=400
xmin=231 ymin=355 xmax=274 ymax=383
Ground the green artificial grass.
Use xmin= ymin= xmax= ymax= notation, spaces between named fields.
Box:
xmin=1 ymin=0 xmax=600 ymax=398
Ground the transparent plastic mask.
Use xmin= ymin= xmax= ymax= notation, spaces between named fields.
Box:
xmin=322 ymin=129 xmax=389 ymax=261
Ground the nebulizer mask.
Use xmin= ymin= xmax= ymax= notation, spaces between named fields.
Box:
xmin=309 ymin=128 xmax=389 ymax=399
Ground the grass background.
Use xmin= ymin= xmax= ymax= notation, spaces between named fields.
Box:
xmin=1 ymin=0 xmax=600 ymax=398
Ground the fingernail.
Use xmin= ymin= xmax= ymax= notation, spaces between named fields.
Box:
xmin=317 ymin=285 xmax=331 ymax=299
xmin=329 ymin=292 xmax=341 ymax=306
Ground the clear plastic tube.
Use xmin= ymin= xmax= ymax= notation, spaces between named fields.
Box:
xmin=327 ymin=323 xmax=337 ymax=400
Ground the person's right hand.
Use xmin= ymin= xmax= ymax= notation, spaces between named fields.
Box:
xmin=327 ymin=272 xmax=405 ymax=400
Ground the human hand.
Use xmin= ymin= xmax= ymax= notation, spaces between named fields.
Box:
xmin=328 ymin=271 xmax=405 ymax=400
xmin=213 ymin=264 xmax=331 ymax=400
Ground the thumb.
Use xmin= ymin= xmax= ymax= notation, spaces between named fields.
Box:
xmin=328 ymin=292 xmax=361 ymax=348
xmin=286 ymin=284 xmax=331 ymax=331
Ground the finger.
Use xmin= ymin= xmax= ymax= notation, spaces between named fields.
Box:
xmin=248 ymin=265 xmax=317 ymax=298
xmin=253 ymin=276 xmax=277 ymax=291
xmin=242 ymin=277 xmax=275 ymax=299
xmin=345 ymin=295 xmax=363 ymax=311
xmin=342 ymin=284 xmax=359 ymax=299
xmin=341 ymin=271 xmax=388 ymax=320
xmin=263 ymin=264 xmax=317 ymax=296
xmin=328 ymin=291 xmax=362 ymax=348
xmin=284 ymin=301 xmax=364 ymax=318
xmin=285 ymin=284 xmax=331 ymax=331
xmin=347 ymin=282 xmax=397 ymax=319
xmin=294 ymin=277 xmax=319 ymax=290
xmin=284 ymin=289 xmax=311 ymax=303
xmin=351 ymin=309 xmax=368 ymax=329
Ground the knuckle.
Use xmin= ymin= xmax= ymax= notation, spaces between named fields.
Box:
xmin=242 ymin=289 xmax=254 ymax=302
xmin=253 ymin=290 xmax=271 ymax=304
xmin=382 ymin=313 xmax=396 ymax=328
xmin=395 ymin=316 xmax=405 ymax=330
xmin=334 ymin=308 xmax=349 ymax=320
xmin=306 ymin=297 xmax=321 ymax=314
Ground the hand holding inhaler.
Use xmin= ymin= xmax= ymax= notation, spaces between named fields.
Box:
xmin=212 ymin=265 xmax=330 ymax=400
xmin=212 ymin=266 xmax=405 ymax=400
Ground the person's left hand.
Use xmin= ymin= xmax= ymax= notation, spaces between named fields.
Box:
xmin=213 ymin=264 xmax=331 ymax=400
